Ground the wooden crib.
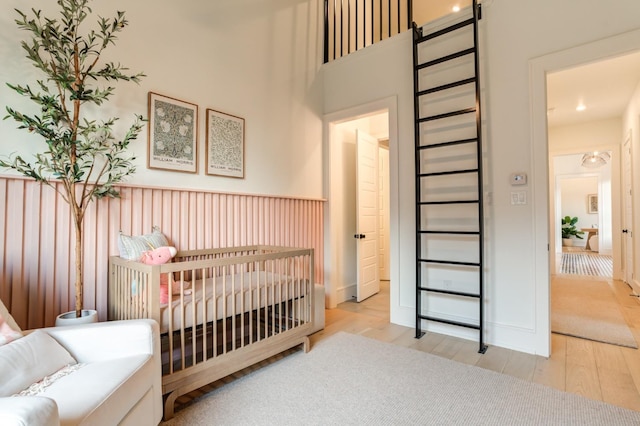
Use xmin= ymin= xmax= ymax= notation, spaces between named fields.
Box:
xmin=108 ymin=245 xmax=315 ymax=419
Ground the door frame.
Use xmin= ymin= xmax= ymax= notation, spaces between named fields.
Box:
xmin=323 ymin=96 xmax=398 ymax=308
xmin=623 ymin=130 xmax=637 ymax=289
xmin=530 ymin=28 xmax=640 ymax=357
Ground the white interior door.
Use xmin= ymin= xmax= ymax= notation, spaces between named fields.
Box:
xmin=623 ymin=136 xmax=635 ymax=284
xmin=378 ymin=146 xmax=390 ymax=281
xmin=356 ymin=129 xmax=380 ymax=302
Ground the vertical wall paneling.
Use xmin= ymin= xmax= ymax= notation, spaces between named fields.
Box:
xmin=0 ymin=176 xmax=325 ymax=328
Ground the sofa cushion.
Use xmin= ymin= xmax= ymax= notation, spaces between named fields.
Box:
xmin=0 ymin=330 xmax=76 ymax=397
xmin=37 ymin=354 xmax=155 ymax=426
xmin=0 ymin=396 xmax=59 ymax=426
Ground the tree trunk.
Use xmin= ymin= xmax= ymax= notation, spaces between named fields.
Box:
xmin=74 ymin=212 xmax=83 ymax=318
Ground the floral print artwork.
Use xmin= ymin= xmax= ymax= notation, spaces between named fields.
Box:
xmin=148 ymin=93 xmax=197 ymax=173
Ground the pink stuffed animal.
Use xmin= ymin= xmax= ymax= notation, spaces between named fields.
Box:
xmin=139 ymin=246 xmax=177 ymax=266
xmin=139 ymin=246 xmax=190 ymax=304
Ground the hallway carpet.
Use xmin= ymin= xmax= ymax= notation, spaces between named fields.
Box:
xmin=560 ymin=252 xmax=613 ymax=276
xmin=551 ymin=276 xmax=638 ymax=348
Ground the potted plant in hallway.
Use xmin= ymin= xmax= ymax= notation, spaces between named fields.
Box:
xmin=0 ymin=0 xmax=145 ymax=323
xmin=561 ymin=216 xmax=584 ymax=247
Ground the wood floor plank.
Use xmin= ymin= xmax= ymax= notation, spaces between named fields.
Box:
xmin=598 ymin=367 xmax=640 ymax=411
xmin=593 ymin=343 xmax=628 ymax=373
xmin=565 ymin=338 xmax=602 ymax=400
xmin=622 ymin=347 xmax=640 ymax=397
xmin=431 ymin=335 xmax=466 ymax=360
xmin=474 ymin=345 xmax=511 ymax=373
xmin=410 ymin=331 xmax=447 ymax=353
xmin=451 ymin=339 xmax=485 ymax=365
xmin=502 ymin=350 xmax=537 ymax=381
xmin=533 ymin=334 xmax=566 ymax=390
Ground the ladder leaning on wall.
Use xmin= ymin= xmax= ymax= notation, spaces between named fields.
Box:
xmin=412 ymin=0 xmax=487 ymax=354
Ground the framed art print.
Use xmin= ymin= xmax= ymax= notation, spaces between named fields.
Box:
xmin=148 ymin=92 xmax=198 ymax=173
xmin=206 ymin=108 xmax=245 ymax=178
xmin=588 ymin=194 xmax=598 ymax=214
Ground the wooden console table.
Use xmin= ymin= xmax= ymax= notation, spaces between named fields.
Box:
xmin=581 ymin=228 xmax=598 ymax=250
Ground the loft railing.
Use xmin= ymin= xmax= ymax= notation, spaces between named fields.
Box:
xmin=324 ymin=0 xmax=413 ymax=62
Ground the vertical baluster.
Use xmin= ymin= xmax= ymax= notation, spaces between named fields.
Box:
xmin=355 ymin=0 xmax=358 ymax=52
xmin=347 ymin=0 xmax=351 ymax=54
xmin=333 ymin=0 xmax=337 ymax=61
xmin=388 ymin=0 xmax=391 ymax=38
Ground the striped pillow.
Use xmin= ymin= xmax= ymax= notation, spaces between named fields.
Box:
xmin=118 ymin=226 xmax=170 ymax=261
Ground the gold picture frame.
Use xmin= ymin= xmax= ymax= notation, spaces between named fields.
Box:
xmin=147 ymin=92 xmax=198 ymax=173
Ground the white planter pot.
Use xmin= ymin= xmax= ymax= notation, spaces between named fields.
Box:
xmin=55 ymin=309 xmax=98 ymax=327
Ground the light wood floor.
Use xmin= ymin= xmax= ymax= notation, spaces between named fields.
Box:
xmin=310 ymin=278 xmax=640 ymax=413
xmin=169 ymin=276 xmax=640 ymax=418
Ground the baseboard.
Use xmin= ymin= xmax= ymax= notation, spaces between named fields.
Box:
xmin=336 ymin=283 xmax=356 ymax=304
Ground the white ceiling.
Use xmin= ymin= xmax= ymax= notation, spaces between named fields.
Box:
xmin=546 ymin=51 xmax=640 ymax=128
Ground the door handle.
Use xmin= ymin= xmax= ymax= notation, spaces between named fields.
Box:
xmin=623 ymin=229 xmax=629 ymax=233
xmin=353 ymin=234 xmax=366 ymax=239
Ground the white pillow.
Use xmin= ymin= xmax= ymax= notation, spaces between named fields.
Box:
xmin=0 ymin=330 xmax=76 ymax=397
xmin=118 ymin=225 xmax=170 ymax=260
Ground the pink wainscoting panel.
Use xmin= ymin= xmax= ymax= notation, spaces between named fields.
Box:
xmin=0 ymin=176 xmax=325 ymax=328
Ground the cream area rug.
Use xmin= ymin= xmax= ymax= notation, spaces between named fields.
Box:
xmin=162 ymin=332 xmax=640 ymax=425
xmin=552 ymin=276 xmax=638 ymax=348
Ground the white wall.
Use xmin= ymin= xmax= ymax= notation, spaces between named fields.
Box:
xmin=0 ymin=0 xmax=325 ymax=200
xmin=559 ymin=176 xmax=599 ymax=248
xmin=324 ymin=33 xmax=413 ymax=317
xmin=325 ymin=0 xmax=640 ymax=355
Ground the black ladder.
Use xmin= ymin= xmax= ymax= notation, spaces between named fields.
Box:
xmin=412 ymin=1 xmax=487 ymax=354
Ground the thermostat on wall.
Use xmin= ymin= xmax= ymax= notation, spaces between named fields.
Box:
xmin=510 ymin=172 xmax=527 ymax=186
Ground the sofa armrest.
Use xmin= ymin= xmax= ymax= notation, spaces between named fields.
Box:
xmin=42 ymin=319 xmax=159 ymax=363
xmin=0 ymin=396 xmax=59 ymax=426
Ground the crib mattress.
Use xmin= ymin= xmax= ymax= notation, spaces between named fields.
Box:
xmin=159 ymin=270 xmax=309 ymax=334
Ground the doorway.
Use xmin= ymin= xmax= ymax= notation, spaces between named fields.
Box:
xmin=545 ymin=51 xmax=639 ymax=350
xmin=330 ymin=115 xmax=389 ymax=303
xmin=530 ymin=29 xmax=640 ymax=356
xmin=323 ymin=97 xmax=398 ymax=313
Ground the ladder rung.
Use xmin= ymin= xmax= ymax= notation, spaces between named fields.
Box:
xmin=417 ymin=47 xmax=476 ymax=70
xmin=419 ymin=168 xmax=478 ymax=178
xmin=419 ymin=138 xmax=477 ymax=150
xmin=419 ymin=230 xmax=479 ymax=235
xmin=419 ymin=259 xmax=480 ymax=267
xmin=418 ymin=107 xmax=476 ymax=123
xmin=419 ymin=200 xmax=479 ymax=205
xmin=419 ymin=287 xmax=480 ymax=298
xmin=418 ymin=77 xmax=476 ymax=96
xmin=417 ymin=18 xmax=474 ymax=43
xmin=418 ymin=314 xmax=480 ymax=330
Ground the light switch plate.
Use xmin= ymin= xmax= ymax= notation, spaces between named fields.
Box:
xmin=511 ymin=191 xmax=527 ymax=205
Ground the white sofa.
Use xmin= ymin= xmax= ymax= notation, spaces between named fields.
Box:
xmin=0 ymin=300 xmax=163 ymax=426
